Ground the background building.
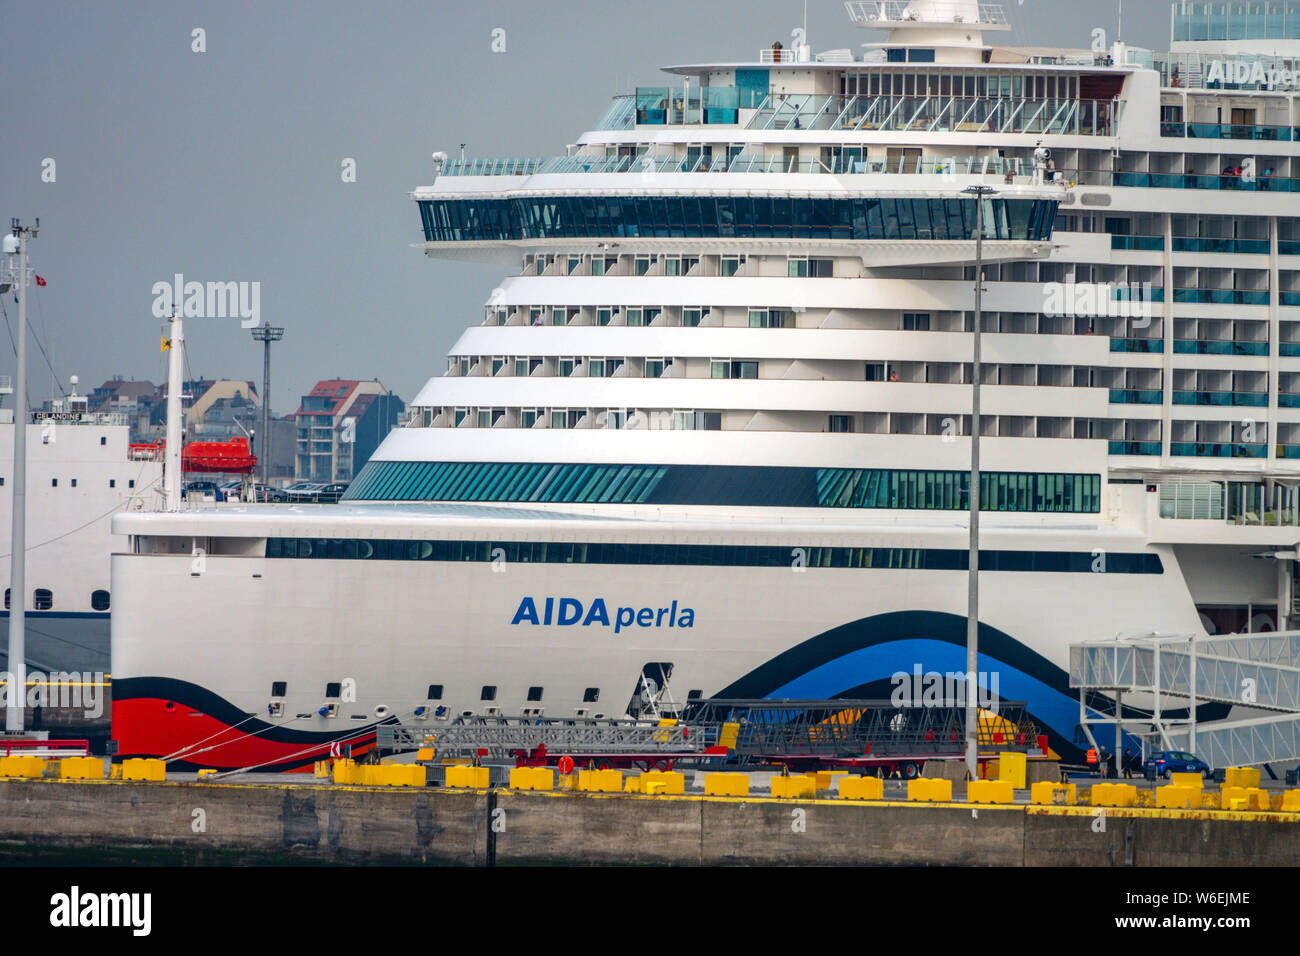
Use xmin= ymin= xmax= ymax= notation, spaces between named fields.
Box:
xmin=295 ymin=379 xmax=404 ymax=481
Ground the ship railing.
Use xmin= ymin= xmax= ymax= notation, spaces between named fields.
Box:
xmin=440 ymin=157 xmax=546 ymax=177
xmin=746 ymin=93 xmax=1119 ymax=135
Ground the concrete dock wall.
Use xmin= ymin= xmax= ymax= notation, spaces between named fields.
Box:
xmin=1 ymin=779 xmax=1297 ymax=866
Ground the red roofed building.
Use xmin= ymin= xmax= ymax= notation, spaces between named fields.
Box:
xmin=295 ymin=379 xmax=404 ymax=482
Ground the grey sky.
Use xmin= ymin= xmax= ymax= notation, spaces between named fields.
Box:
xmin=0 ymin=0 xmax=1168 ymax=414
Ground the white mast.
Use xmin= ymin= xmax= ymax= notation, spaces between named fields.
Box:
xmin=5 ymin=219 xmax=36 ymax=732
xmin=164 ymin=313 xmax=184 ymax=512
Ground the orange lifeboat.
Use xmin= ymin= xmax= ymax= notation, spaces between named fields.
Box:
xmin=181 ymin=437 xmax=257 ymax=474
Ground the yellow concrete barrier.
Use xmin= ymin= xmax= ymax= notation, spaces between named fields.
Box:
xmin=392 ymin=765 xmax=425 ymax=787
xmin=997 ymin=752 xmax=1027 ymax=790
xmin=1224 ymin=766 xmax=1261 ymax=789
xmin=509 ymin=766 xmax=554 ymax=791
xmin=1155 ymin=785 xmax=1199 ymax=809
xmin=0 ymin=755 xmax=46 ymax=779
xmin=313 ymin=761 xmax=330 ymax=778
xmin=1220 ymin=785 xmax=1268 ymax=811
xmin=55 ymin=756 xmax=104 ymax=780
xmin=576 ymin=768 xmax=622 ymax=793
xmin=838 ymin=775 xmax=885 ymax=801
xmin=1030 ymin=781 xmax=1077 ymax=806
xmin=557 ymin=772 xmax=579 ymax=791
xmin=641 ymin=770 xmax=685 ymax=795
xmin=445 ymin=765 xmax=489 ymax=789
xmin=703 ymin=772 xmax=748 ymax=797
xmin=109 ymin=763 xmax=122 ymax=780
xmin=907 ymin=777 xmax=953 ymax=803
xmin=332 ymin=758 xmax=358 ymax=784
xmin=772 ymin=775 xmax=816 ymax=799
xmin=1281 ymin=790 xmax=1300 ymax=812
xmin=1169 ymin=772 xmax=1204 ymax=790
xmin=121 ymin=758 xmax=166 ymax=782
xmin=1090 ymin=783 xmax=1138 ymax=807
xmin=967 ymin=778 xmax=1014 ymax=804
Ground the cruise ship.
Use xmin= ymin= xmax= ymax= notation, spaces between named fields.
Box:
xmin=111 ymin=0 xmax=1300 ymax=771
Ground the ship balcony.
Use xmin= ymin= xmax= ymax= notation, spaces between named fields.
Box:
xmin=1107 ymin=440 xmax=1161 ymax=456
xmin=1110 ymin=337 xmax=1164 ymax=354
xmin=1160 ymin=122 xmax=1294 ymax=141
xmin=1109 ymin=388 xmax=1163 ymax=405
xmin=1172 ymin=390 xmax=1269 ymax=407
xmin=1170 ymin=442 xmax=1267 ymax=458
xmin=1112 ymin=236 xmax=1274 ymax=257
xmin=1173 ymin=339 xmax=1269 ymax=356
xmin=1148 ymin=480 xmax=1300 ymax=545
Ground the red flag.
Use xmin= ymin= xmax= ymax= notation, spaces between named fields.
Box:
xmin=34 ymin=275 xmax=46 ymax=287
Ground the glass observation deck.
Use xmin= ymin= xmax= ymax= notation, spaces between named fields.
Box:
xmin=416 ymin=194 xmax=1059 ymax=243
xmin=1172 ymin=1 xmax=1300 ymax=43
xmin=439 ymin=153 xmax=1034 ymax=177
xmin=615 ymin=90 xmax=1119 ymax=136
xmin=743 ymin=94 xmax=1118 ymax=136
xmin=435 ymin=155 xmax=1300 ymax=192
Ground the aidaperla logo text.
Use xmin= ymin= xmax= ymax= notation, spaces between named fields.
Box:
xmin=511 ymin=597 xmax=695 ymax=634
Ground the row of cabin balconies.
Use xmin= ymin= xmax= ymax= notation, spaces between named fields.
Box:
xmin=412 ymin=405 xmax=1173 ymax=442
xmin=522 ymin=252 xmax=845 ymax=280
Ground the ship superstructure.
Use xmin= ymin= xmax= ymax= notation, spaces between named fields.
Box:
xmin=109 ymin=0 xmax=1300 ymax=770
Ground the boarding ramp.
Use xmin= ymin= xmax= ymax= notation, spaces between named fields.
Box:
xmin=378 ymin=699 xmax=1042 ymax=769
xmin=1070 ymin=630 xmax=1300 ymax=768
xmin=377 ymin=715 xmax=719 ymax=765
xmin=681 ymin=698 xmax=1040 ymax=765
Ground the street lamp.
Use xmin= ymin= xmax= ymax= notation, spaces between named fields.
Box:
xmin=962 ymin=183 xmax=997 ymax=780
xmin=250 ymin=324 xmax=284 ymax=488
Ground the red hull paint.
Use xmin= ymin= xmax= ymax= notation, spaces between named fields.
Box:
xmin=113 ymin=697 xmax=374 ymax=773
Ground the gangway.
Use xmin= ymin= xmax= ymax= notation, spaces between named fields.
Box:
xmin=683 ymin=699 xmax=1042 ymax=771
xmin=376 ymin=715 xmax=725 ymax=770
xmin=377 ymin=699 xmax=1045 ymax=774
xmin=1069 ymin=630 xmax=1300 ymax=769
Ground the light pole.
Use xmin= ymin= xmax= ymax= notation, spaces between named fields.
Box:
xmin=250 ymin=324 xmax=284 ymax=488
xmin=4 ymin=218 xmax=37 ymax=732
xmin=962 ymin=184 xmax=996 ymax=779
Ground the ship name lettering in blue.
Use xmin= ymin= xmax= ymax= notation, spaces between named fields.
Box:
xmin=510 ymin=597 xmax=695 ymax=634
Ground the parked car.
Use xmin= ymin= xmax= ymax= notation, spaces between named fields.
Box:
xmin=253 ymin=483 xmax=286 ymax=502
xmin=281 ymin=481 xmax=325 ymax=503
xmin=316 ymin=482 xmax=349 ymax=504
xmin=182 ymin=480 xmax=225 ymax=503
xmin=1143 ymin=750 xmax=1210 ymax=779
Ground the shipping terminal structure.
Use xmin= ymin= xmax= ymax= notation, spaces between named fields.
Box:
xmin=111 ymin=0 xmax=1300 ymax=771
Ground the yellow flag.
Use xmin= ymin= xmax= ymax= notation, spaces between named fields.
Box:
xmin=160 ymin=335 xmax=171 ymax=353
